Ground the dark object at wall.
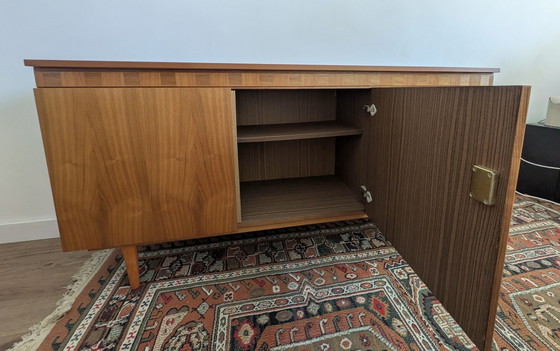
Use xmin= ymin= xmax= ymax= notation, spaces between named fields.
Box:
xmin=517 ymin=122 xmax=560 ymax=202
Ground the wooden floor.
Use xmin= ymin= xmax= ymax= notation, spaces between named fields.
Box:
xmin=0 ymin=238 xmax=91 ymax=351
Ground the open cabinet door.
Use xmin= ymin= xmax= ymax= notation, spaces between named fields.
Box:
xmin=366 ymin=86 xmax=530 ymax=350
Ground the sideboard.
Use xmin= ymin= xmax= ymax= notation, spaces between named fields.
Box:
xmin=25 ymin=60 xmax=529 ymax=350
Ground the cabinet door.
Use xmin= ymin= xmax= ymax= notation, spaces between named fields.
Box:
xmin=366 ymin=86 xmax=529 ymax=350
xmin=35 ymin=88 xmax=238 ymax=251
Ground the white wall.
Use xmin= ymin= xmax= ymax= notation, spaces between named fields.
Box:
xmin=1 ymin=0 xmax=560 ymax=243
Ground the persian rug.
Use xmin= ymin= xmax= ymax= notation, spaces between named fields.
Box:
xmin=493 ymin=194 xmax=560 ymax=351
xmin=11 ymin=220 xmax=477 ymax=351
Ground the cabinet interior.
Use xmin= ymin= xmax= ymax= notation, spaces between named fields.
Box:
xmin=234 ymin=89 xmax=369 ymax=225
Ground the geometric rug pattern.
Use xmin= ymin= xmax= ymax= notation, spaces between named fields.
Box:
xmin=35 ymin=220 xmax=478 ymax=351
xmin=493 ymin=194 xmax=560 ymax=351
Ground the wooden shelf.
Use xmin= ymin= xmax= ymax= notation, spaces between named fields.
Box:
xmin=237 ymin=122 xmax=362 ymax=143
xmin=239 ymin=176 xmax=366 ymax=224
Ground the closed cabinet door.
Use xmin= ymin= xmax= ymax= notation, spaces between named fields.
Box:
xmin=365 ymin=86 xmax=530 ymax=350
xmin=35 ymin=88 xmax=238 ymax=251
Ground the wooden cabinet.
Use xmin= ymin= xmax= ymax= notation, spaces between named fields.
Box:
xmin=25 ymin=60 xmax=529 ymax=351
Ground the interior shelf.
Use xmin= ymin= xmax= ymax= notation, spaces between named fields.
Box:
xmin=239 ymin=176 xmax=365 ymax=224
xmin=237 ymin=121 xmax=362 ymax=143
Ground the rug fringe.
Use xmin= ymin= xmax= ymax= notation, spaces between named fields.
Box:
xmin=7 ymin=249 xmax=114 ymax=351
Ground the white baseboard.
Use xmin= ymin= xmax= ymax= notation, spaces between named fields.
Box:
xmin=0 ymin=219 xmax=59 ymax=244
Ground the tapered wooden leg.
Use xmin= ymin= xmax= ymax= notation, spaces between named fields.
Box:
xmin=121 ymin=246 xmax=140 ymax=289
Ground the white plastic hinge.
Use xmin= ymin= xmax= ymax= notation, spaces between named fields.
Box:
xmin=360 ymin=185 xmax=373 ymax=203
xmin=363 ymin=104 xmax=377 ymax=117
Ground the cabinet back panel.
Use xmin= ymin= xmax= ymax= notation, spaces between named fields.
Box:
xmin=366 ymin=86 xmax=529 ymax=350
xmin=238 ymin=139 xmax=335 ymax=182
xmin=236 ymin=90 xmax=336 ymax=125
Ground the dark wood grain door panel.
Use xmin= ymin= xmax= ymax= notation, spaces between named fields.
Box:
xmin=35 ymin=88 xmax=238 ymax=251
xmin=366 ymin=86 xmax=530 ymax=350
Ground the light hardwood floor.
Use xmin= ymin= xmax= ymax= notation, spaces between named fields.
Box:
xmin=0 ymin=238 xmax=91 ymax=351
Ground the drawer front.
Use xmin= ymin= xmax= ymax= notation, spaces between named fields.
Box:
xmin=35 ymin=88 xmax=238 ymax=250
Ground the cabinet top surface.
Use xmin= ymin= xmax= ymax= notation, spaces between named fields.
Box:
xmin=24 ymin=59 xmax=500 ymax=73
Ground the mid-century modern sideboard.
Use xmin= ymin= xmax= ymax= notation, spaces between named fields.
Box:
xmin=24 ymin=60 xmax=530 ymax=350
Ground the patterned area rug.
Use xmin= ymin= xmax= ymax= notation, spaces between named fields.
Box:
xmin=23 ymin=220 xmax=477 ymax=351
xmin=493 ymin=194 xmax=560 ymax=351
